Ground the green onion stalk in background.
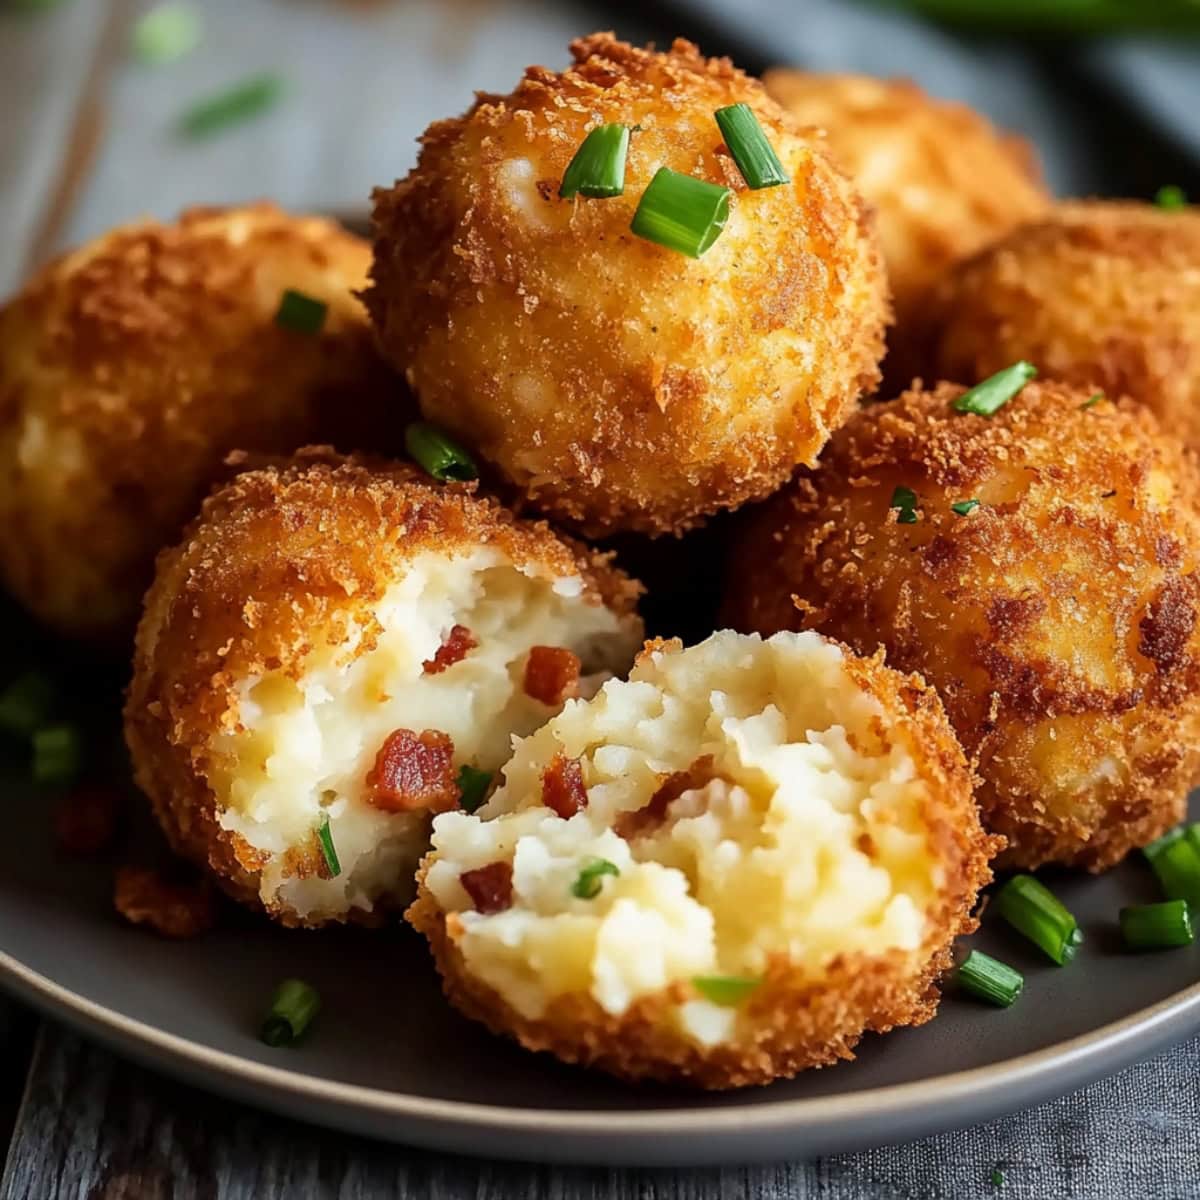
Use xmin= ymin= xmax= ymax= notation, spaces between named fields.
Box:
xmin=872 ymin=0 xmax=1200 ymax=34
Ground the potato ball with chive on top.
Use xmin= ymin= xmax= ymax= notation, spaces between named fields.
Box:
xmin=0 ymin=203 xmax=402 ymax=647
xmin=408 ymin=630 xmax=995 ymax=1088
xmin=125 ymin=450 xmax=643 ymax=927
xmin=725 ymin=374 xmax=1200 ymax=872
xmin=367 ymin=33 xmax=889 ymax=538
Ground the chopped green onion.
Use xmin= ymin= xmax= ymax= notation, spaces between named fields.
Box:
xmin=315 ymin=812 xmax=340 ymax=878
xmin=991 ymin=1166 xmax=1005 ymax=1189
xmin=260 ymin=979 xmax=320 ymax=1047
xmin=994 ymin=874 xmax=1083 ymax=965
xmin=178 ymin=74 xmax=284 ymax=138
xmin=951 ymin=499 xmax=981 ymax=517
xmin=1080 ymin=392 xmax=1105 ymax=410
xmin=692 ymin=975 xmax=760 ymax=1006
xmin=133 ymin=3 xmax=202 ymax=65
xmin=953 ymin=362 xmax=1037 ymax=416
xmin=31 ymin=724 xmax=82 ymax=785
xmin=890 ymin=485 xmax=919 ymax=524
xmin=559 ymin=124 xmax=630 ymax=199
xmin=713 ymin=103 xmax=789 ymax=190
xmin=0 ymin=671 xmax=55 ymax=738
xmin=630 ymin=168 xmax=731 ymax=259
xmin=1120 ymin=899 xmax=1194 ymax=950
xmin=274 ymin=289 xmax=327 ymax=335
xmin=1156 ymin=185 xmax=1187 ymax=211
xmin=404 ymin=422 xmax=478 ymax=483
xmin=457 ymin=765 xmax=492 ymax=814
xmin=1143 ymin=827 xmax=1200 ymax=909
xmin=957 ymin=949 xmax=1023 ymax=1007
xmin=571 ymin=858 xmax=620 ymax=900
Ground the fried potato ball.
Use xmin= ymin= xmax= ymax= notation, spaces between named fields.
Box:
xmin=368 ymin=34 xmax=888 ymax=537
xmin=725 ymin=381 xmax=1200 ymax=871
xmin=0 ymin=203 xmax=399 ymax=645
xmin=763 ymin=71 xmax=1049 ymax=380
xmin=409 ymin=630 xmax=994 ymax=1088
xmin=125 ymin=451 xmax=643 ymax=927
xmin=932 ymin=202 xmax=1200 ymax=450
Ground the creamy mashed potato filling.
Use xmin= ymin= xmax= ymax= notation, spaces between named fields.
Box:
xmin=207 ymin=548 xmax=638 ymax=921
xmin=425 ymin=630 xmax=945 ymax=1047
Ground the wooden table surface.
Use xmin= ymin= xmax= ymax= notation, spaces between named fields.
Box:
xmin=3 ymin=3 xmax=1200 ymax=1197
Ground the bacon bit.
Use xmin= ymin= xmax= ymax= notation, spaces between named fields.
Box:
xmin=541 ymin=753 xmax=587 ymax=818
xmin=366 ymin=728 xmax=459 ymax=813
xmin=113 ymin=866 xmax=216 ymax=939
xmin=54 ymin=787 xmax=120 ymax=857
xmin=616 ymin=755 xmax=715 ymax=840
xmin=422 ymin=624 xmax=477 ymax=675
xmin=522 ymin=645 xmax=581 ymax=706
xmin=459 ymin=861 xmax=514 ymax=914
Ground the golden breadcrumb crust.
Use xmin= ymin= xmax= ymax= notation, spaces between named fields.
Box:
xmin=125 ymin=449 xmax=642 ymax=925
xmin=725 ymin=381 xmax=1200 ymax=871
xmin=408 ymin=645 xmax=995 ymax=1088
xmin=933 ymin=201 xmax=1200 ymax=451
xmin=0 ymin=203 xmax=403 ymax=645
xmin=368 ymin=33 xmax=888 ymax=537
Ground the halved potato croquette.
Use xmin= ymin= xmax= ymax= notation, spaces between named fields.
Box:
xmin=125 ymin=452 xmax=643 ymax=927
xmin=725 ymin=381 xmax=1200 ymax=871
xmin=409 ymin=630 xmax=994 ymax=1088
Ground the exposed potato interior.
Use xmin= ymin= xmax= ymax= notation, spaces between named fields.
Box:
xmin=424 ymin=630 xmax=947 ymax=1048
xmin=208 ymin=548 xmax=640 ymax=922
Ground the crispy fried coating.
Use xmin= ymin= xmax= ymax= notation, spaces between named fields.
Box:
xmin=932 ymin=201 xmax=1200 ymax=451
xmin=0 ymin=203 xmax=401 ymax=645
xmin=725 ymin=381 xmax=1200 ymax=871
xmin=368 ymin=34 xmax=888 ymax=537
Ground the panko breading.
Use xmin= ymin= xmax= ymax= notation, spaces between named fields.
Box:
xmin=409 ymin=630 xmax=994 ymax=1088
xmin=725 ymin=381 xmax=1200 ymax=871
xmin=763 ymin=71 xmax=1048 ymax=383
xmin=0 ymin=203 xmax=400 ymax=645
xmin=933 ymin=201 xmax=1200 ymax=451
xmin=368 ymin=33 xmax=888 ymax=537
xmin=125 ymin=451 xmax=643 ymax=927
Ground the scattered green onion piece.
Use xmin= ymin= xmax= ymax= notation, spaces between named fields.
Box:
xmin=31 ymin=724 xmax=81 ymax=785
xmin=571 ymin=858 xmax=620 ymax=900
xmin=1080 ymin=392 xmax=1105 ymax=410
xmin=692 ymin=975 xmax=760 ymax=1007
xmin=956 ymin=949 xmax=1023 ymax=1007
xmin=630 ymin=168 xmax=731 ymax=259
xmin=952 ymin=361 xmax=1037 ymax=416
xmin=1156 ymin=185 xmax=1187 ymax=211
xmin=1143 ymin=827 xmax=1200 ymax=909
xmin=1120 ymin=899 xmax=1194 ymax=950
xmin=994 ymin=874 xmax=1083 ymax=965
xmin=178 ymin=74 xmax=284 ymax=138
xmin=404 ymin=422 xmax=478 ymax=483
xmin=260 ymin=979 xmax=321 ymax=1047
xmin=133 ymin=3 xmax=202 ymax=65
xmin=713 ymin=103 xmax=789 ymax=190
xmin=991 ymin=1166 xmax=1005 ymax=1189
xmin=457 ymin=765 xmax=492 ymax=814
xmin=0 ymin=671 xmax=55 ymax=738
xmin=315 ymin=812 xmax=340 ymax=878
xmin=559 ymin=124 xmax=630 ymax=199
xmin=274 ymin=289 xmax=327 ymax=335
xmin=890 ymin=485 xmax=919 ymax=524
xmin=951 ymin=499 xmax=980 ymax=517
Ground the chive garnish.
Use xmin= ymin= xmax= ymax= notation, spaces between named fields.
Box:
xmin=404 ymin=422 xmax=478 ymax=483
xmin=714 ymin=103 xmax=789 ymax=190
xmin=1081 ymin=392 xmax=1105 ymax=410
xmin=260 ymin=979 xmax=321 ymax=1047
xmin=890 ymin=485 xmax=919 ymax=524
xmin=274 ymin=289 xmax=327 ymax=335
xmin=32 ymin=724 xmax=82 ymax=785
xmin=994 ymin=874 xmax=1083 ymax=965
xmin=951 ymin=499 xmax=980 ymax=517
xmin=692 ymin=975 xmax=760 ymax=1006
xmin=559 ymin=124 xmax=631 ymax=199
xmin=957 ymin=949 xmax=1023 ymax=1007
xmin=316 ymin=812 xmax=340 ymax=878
xmin=953 ymin=362 xmax=1037 ymax=416
xmin=571 ymin=858 xmax=619 ymax=899
xmin=457 ymin=765 xmax=492 ymax=814
xmin=631 ymin=168 xmax=731 ymax=259
xmin=133 ymin=3 xmax=202 ymax=65
xmin=0 ymin=671 xmax=55 ymax=738
xmin=1156 ymin=185 xmax=1187 ymax=210
xmin=1120 ymin=899 xmax=1194 ymax=950
xmin=178 ymin=74 xmax=284 ymax=138
xmin=1143 ymin=827 xmax=1200 ymax=909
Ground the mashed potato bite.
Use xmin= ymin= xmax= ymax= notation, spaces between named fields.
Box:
xmin=0 ymin=203 xmax=396 ymax=644
xmin=726 ymin=381 xmax=1200 ymax=871
xmin=125 ymin=452 xmax=643 ymax=926
xmin=409 ymin=630 xmax=992 ymax=1088
xmin=368 ymin=34 xmax=888 ymax=536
